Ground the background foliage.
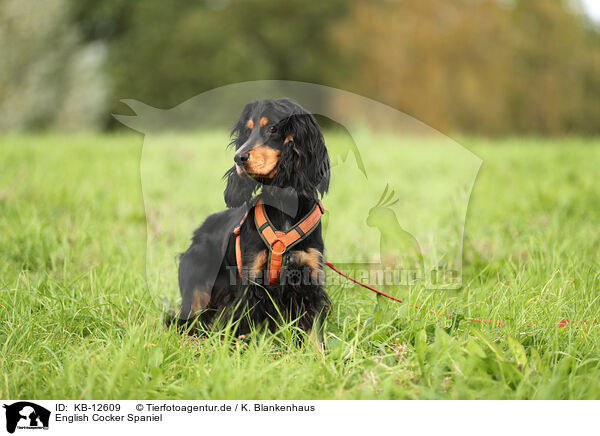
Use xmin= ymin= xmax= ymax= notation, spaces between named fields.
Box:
xmin=2 ymin=0 xmax=599 ymax=134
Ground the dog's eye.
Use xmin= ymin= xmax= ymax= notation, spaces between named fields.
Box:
xmin=268 ymin=126 xmax=277 ymax=133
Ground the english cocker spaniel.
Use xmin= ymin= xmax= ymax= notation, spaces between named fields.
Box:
xmin=171 ymin=97 xmax=331 ymax=343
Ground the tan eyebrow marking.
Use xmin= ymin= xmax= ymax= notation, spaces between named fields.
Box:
xmin=259 ymin=116 xmax=269 ymax=127
xmin=247 ymin=119 xmax=254 ymax=129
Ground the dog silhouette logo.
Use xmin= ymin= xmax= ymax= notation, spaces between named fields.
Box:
xmin=2 ymin=402 xmax=50 ymax=433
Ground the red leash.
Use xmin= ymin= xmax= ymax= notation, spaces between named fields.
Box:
xmin=324 ymin=261 xmax=405 ymax=304
xmin=325 ymin=261 xmax=589 ymax=328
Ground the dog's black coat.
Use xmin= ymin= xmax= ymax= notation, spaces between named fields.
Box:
xmin=173 ymin=98 xmax=331 ymax=339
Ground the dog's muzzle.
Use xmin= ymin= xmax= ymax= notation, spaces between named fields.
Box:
xmin=234 ymin=152 xmax=250 ymax=166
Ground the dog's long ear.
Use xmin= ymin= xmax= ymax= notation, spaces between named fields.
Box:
xmin=230 ymin=101 xmax=255 ymax=149
xmin=223 ymin=102 xmax=259 ymax=207
xmin=276 ymin=113 xmax=330 ymax=199
xmin=223 ymin=166 xmax=258 ymax=208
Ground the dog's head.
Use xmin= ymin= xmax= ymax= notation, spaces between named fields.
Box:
xmin=223 ymin=98 xmax=330 ymax=207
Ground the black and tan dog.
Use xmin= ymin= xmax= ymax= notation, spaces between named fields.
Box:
xmin=170 ymin=98 xmax=331 ymax=342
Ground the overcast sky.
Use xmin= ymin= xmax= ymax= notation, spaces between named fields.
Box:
xmin=581 ymin=0 xmax=600 ymax=21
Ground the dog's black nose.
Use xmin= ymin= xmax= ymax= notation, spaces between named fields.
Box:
xmin=234 ymin=152 xmax=250 ymax=165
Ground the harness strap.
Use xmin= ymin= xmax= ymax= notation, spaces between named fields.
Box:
xmin=254 ymin=199 xmax=324 ymax=284
xmin=233 ymin=197 xmax=324 ymax=284
xmin=233 ymin=208 xmax=251 ymax=278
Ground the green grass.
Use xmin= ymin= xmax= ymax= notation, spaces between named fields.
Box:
xmin=1 ymin=132 xmax=599 ymax=399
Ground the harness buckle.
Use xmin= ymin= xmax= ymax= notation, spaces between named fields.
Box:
xmin=271 ymin=237 xmax=286 ymax=256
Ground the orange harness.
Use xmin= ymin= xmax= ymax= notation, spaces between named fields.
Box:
xmin=233 ymin=198 xmax=324 ymax=284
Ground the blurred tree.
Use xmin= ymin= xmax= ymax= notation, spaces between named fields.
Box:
xmin=334 ymin=0 xmax=600 ymax=135
xmin=3 ymin=0 xmax=598 ymax=134
xmin=71 ymin=0 xmax=351 ymax=126
xmin=0 ymin=0 xmax=107 ymax=131
xmin=508 ymin=0 xmax=600 ymax=134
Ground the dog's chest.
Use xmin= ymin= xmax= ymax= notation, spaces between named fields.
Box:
xmin=267 ymin=212 xmax=293 ymax=232
xmin=280 ymin=216 xmax=293 ymax=232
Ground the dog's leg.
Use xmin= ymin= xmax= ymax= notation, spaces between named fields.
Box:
xmin=311 ymin=300 xmax=330 ymax=354
xmin=286 ymin=250 xmax=330 ymax=351
xmin=174 ymin=240 xmax=222 ymax=334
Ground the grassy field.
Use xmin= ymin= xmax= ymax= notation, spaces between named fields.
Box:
xmin=1 ymin=133 xmax=600 ymax=399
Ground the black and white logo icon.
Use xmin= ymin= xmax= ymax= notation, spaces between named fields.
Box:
xmin=3 ymin=402 xmax=50 ymax=434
